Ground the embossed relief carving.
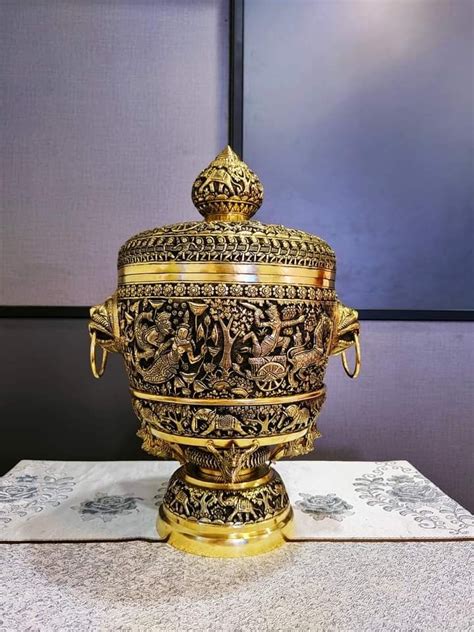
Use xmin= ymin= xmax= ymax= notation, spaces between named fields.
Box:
xmin=191 ymin=146 xmax=264 ymax=220
xmin=183 ymin=445 xmax=271 ymax=474
xmin=119 ymin=287 xmax=335 ymax=398
xmin=118 ymin=282 xmax=336 ymax=302
xmin=88 ymin=147 xmax=362 ymax=553
xmin=131 ymin=395 xmax=325 ymax=439
xmin=117 ymin=220 xmax=335 ymax=269
xmin=274 ymin=419 xmax=322 ymax=460
xmin=164 ymin=470 xmax=289 ymax=524
xmin=133 ymin=399 xmax=185 ymax=462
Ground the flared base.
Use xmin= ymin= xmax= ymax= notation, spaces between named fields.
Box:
xmin=156 ymin=465 xmax=293 ymax=557
xmin=157 ymin=503 xmax=293 ymax=557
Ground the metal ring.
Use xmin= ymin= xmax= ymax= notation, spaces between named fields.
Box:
xmin=341 ymin=332 xmax=361 ymax=379
xmin=89 ymin=330 xmax=108 ymax=379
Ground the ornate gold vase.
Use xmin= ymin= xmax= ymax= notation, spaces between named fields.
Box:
xmin=89 ymin=147 xmax=360 ymax=557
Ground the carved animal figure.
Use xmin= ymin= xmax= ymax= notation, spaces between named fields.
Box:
xmin=198 ymin=166 xmax=250 ymax=196
xmin=89 ymin=297 xmax=121 ymax=353
xmin=136 ymin=425 xmax=171 ymax=459
xmin=288 ymin=316 xmax=333 ymax=387
xmin=221 ymin=495 xmax=259 ymax=522
xmin=132 ymin=399 xmax=160 ymax=427
xmin=286 ymin=404 xmax=310 ymax=427
xmin=192 ymin=409 xmax=258 ymax=436
xmin=331 ymin=303 xmax=359 ymax=354
xmin=169 ymin=488 xmax=191 ymax=517
xmin=275 ymin=421 xmax=322 ymax=459
xmin=288 ymin=347 xmax=324 ymax=388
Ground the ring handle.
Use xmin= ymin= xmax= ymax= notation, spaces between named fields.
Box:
xmin=90 ymin=330 xmax=109 ymax=379
xmin=341 ymin=332 xmax=361 ymax=379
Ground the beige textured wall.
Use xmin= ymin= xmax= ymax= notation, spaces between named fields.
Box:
xmin=1 ymin=0 xmax=228 ymax=305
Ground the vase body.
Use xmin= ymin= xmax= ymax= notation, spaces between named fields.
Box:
xmin=89 ymin=147 xmax=360 ymax=556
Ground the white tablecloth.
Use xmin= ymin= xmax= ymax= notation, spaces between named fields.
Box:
xmin=1 ymin=460 xmax=472 ymax=541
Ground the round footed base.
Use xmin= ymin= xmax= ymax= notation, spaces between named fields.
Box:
xmin=157 ymin=503 xmax=293 ymax=557
xmin=156 ymin=465 xmax=293 ymax=557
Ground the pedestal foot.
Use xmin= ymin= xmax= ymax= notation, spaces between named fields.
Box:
xmin=157 ymin=465 xmax=293 ymax=557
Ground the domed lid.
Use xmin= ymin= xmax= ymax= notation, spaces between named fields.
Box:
xmin=118 ymin=147 xmax=335 ymax=272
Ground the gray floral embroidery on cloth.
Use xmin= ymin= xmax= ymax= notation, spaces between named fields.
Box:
xmin=296 ymin=493 xmax=355 ymax=522
xmin=0 ymin=474 xmax=76 ymax=525
xmin=354 ymin=463 xmax=474 ymax=536
xmin=72 ymin=493 xmax=144 ymax=522
xmin=153 ymin=481 xmax=169 ymax=507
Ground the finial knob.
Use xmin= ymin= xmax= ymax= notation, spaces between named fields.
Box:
xmin=192 ymin=146 xmax=264 ymax=222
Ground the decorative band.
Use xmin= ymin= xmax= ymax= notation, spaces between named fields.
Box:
xmin=117 ymin=282 xmax=336 ymax=302
xmin=151 ymin=427 xmax=307 ymax=448
xmin=183 ymin=469 xmax=274 ymax=490
xmin=118 ymin=262 xmax=335 ymax=288
xmin=131 ymin=386 xmax=325 ymax=407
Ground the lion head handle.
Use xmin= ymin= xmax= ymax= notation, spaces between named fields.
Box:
xmin=330 ymin=302 xmax=361 ymax=379
xmin=88 ymin=294 xmax=121 ymax=378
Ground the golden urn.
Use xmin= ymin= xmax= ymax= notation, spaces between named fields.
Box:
xmin=89 ymin=147 xmax=361 ymax=557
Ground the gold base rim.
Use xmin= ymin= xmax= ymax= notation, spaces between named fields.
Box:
xmin=157 ymin=504 xmax=294 ymax=558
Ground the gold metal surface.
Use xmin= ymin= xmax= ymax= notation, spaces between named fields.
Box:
xmin=89 ymin=147 xmax=361 ymax=556
xmin=131 ymin=386 xmax=325 ymax=406
xmin=150 ymin=426 xmax=308 ymax=448
xmin=157 ymin=465 xmax=293 ymax=557
xmin=157 ymin=504 xmax=293 ymax=557
xmin=341 ymin=331 xmax=361 ymax=379
xmin=118 ymin=262 xmax=335 ymax=287
xmin=192 ymin=146 xmax=264 ymax=222
xmin=184 ymin=467 xmax=272 ymax=490
xmin=89 ymin=331 xmax=108 ymax=379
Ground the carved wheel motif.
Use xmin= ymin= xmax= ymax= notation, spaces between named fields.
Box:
xmin=250 ymin=357 xmax=287 ymax=391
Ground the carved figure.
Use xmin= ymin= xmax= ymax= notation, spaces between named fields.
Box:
xmin=134 ymin=311 xmax=172 ymax=361
xmin=206 ymin=441 xmax=260 ymax=482
xmin=137 ymin=324 xmax=204 ymax=384
xmin=242 ymin=304 xmax=305 ymax=357
xmin=330 ymin=304 xmax=360 ymax=355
